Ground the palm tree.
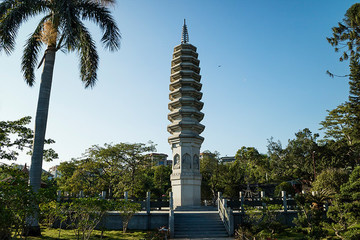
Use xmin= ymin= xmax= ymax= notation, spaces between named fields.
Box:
xmin=0 ymin=0 xmax=120 ymax=234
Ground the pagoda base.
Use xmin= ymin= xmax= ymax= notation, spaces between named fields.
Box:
xmin=171 ymin=172 xmax=201 ymax=208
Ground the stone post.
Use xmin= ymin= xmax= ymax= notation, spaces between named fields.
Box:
xmin=217 ymin=192 xmax=222 ymax=211
xmin=239 ymin=191 xmax=245 ymax=213
xmin=57 ymin=190 xmax=61 ymax=202
xmin=169 ymin=191 xmax=174 ymax=238
xmin=229 ymin=208 xmax=234 ymax=236
xmin=146 ymin=192 xmax=151 ymax=214
xmin=260 ymin=191 xmax=265 ymax=198
xmin=124 ymin=191 xmax=128 ymax=201
xmin=169 ymin=209 xmax=174 ymax=238
xmin=169 ymin=192 xmax=173 ymax=210
xmin=325 ymin=201 xmax=329 ymax=212
xmin=146 ymin=192 xmax=151 ymax=229
xmin=261 ymin=191 xmax=266 ymax=209
xmin=101 ymin=191 xmax=106 ymax=200
xmin=282 ymin=191 xmax=287 ymax=213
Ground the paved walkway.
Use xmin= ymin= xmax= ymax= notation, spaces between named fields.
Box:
xmin=175 ymin=238 xmax=234 ymax=240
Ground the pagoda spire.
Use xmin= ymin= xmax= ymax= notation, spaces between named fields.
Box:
xmin=181 ymin=19 xmax=189 ymax=44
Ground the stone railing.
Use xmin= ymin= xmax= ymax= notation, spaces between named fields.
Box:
xmin=217 ymin=192 xmax=234 ymax=236
xmin=227 ymin=190 xmax=298 ymax=212
xmin=57 ymin=190 xmax=170 ymax=212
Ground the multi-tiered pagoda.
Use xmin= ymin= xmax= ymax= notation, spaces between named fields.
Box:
xmin=168 ymin=20 xmax=205 ymax=207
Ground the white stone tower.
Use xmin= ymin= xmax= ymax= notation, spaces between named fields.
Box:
xmin=168 ymin=20 xmax=205 ymax=208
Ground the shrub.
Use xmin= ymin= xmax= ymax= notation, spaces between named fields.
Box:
xmin=274 ymin=181 xmax=296 ymax=197
xmin=312 ymin=168 xmax=348 ymax=194
xmin=113 ymin=200 xmax=141 ymax=233
xmin=69 ymin=198 xmax=109 ymax=240
xmin=0 ymin=166 xmax=38 ymax=238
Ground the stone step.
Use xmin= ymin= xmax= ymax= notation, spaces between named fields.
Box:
xmin=175 ymin=228 xmax=226 ymax=232
xmin=173 ymin=211 xmax=229 ymax=238
xmin=175 ymin=215 xmax=221 ymax=219
xmin=175 ymin=233 xmax=229 ymax=238
xmin=175 ymin=222 xmax=224 ymax=226
xmin=175 ymin=206 xmax=218 ymax=211
xmin=175 ymin=228 xmax=227 ymax=233
xmin=175 ymin=219 xmax=223 ymax=223
xmin=175 ymin=215 xmax=221 ymax=218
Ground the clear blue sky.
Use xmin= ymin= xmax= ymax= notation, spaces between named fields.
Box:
xmin=0 ymin=0 xmax=357 ymax=170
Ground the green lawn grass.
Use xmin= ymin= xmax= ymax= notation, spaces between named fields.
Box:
xmin=14 ymin=227 xmax=153 ymax=239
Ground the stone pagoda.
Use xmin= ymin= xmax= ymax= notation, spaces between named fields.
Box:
xmin=168 ymin=20 xmax=205 ymax=208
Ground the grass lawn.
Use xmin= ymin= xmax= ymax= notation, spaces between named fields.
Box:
xmin=14 ymin=227 xmax=156 ymax=239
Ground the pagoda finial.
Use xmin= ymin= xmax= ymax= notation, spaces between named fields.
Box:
xmin=181 ymin=19 xmax=189 ymax=44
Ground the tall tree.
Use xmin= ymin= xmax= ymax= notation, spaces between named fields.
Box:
xmin=152 ymin=165 xmax=171 ymax=199
xmin=327 ymin=3 xmax=360 ymax=136
xmin=326 ymin=3 xmax=360 ymax=168
xmin=327 ymin=3 xmax=360 ymax=62
xmin=0 ymin=0 xmax=120 ymax=234
xmin=200 ymin=151 xmax=225 ymax=202
xmin=57 ymin=142 xmax=156 ymax=198
xmin=320 ymin=103 xmax=356 ymax=144
xmin=235 ymin=146 xmax=269 ymax=184
xmin=348 ymin=55 xmax=360 ymax=141
xmin=267 ymin=129 xmax=322 ymax=182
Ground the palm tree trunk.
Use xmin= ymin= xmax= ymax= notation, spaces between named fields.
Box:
xmin=27 ymin=46 xmax=56 ymax=235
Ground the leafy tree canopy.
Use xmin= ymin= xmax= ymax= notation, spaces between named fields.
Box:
xmin=0 ymin=116 xmax=57 ymax=161
xmin=327 ymin=3 xmax=360 ymax=62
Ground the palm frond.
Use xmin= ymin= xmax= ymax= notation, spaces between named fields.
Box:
xmin=76 ymin=22 xmax=99 ymax=88
xmin=0 ymin=0 xmax=47 ymax=54
xmin=21 ymin=16 xmax=48 ymax=86
xmin=55 ymin=0 xmax=80 ymax=51
xmin=77 ymin=0 xmax=121 ymax=51
xmin=91 ymin=0 xmax=116 ymax=7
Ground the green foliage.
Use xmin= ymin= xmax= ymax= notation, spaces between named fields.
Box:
xmin=223 ymin=158 xmax=246 ymax=198
xmin=39 ymin=201 xmax=58 ymax=228
xmin=112 ymin=200 xmax=141 ymax=233
xmin=325 ymin=4 xmax=360 ymax=171
xmin=0 ymin=165 xmax=38 ymax=238
xmin=293 ymin=191 xmax=332 ymax=239
xmin=0 ymin=116 xmax=57 ymax=162
xmin=0 ymin=0 xmax=121 ymax=86
xmin=325 ymin=166 xmax=360 ymax=239
xmin=68 ymin=198 xmax=110 ymax=240
xmin=8 ymin=228 xmax=152 ymax=240
xmin=327 ymin=199 xmax=360 ymax=240
xmin=320 ymin=103 xmax=356 ymax=143
xmin=57 ymin=142 xmax=160 ymax=199
xmin=312 ymin=168 xmax=349 ymax=194
xmin=236 ymin=204 xmax=286 ymax=239
xmin=274 ymin=181 xmax=296 ymax=197
xmin=200 ymin=151 xmax=226 ymax=202
xmin=235 ymin=147 xmax=269 ymax=184
xmin=152 ymin=165 xmax=171 ymax=199
xmin=57 ymin=160 xmax=78 ymax=193
xmin=327 ymin=3 xmax=360 ymax=61
xmin=340 ymin=166 xmax=360 ymax=200
xmin=267 ymin=129 xmax=321 ymax=182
